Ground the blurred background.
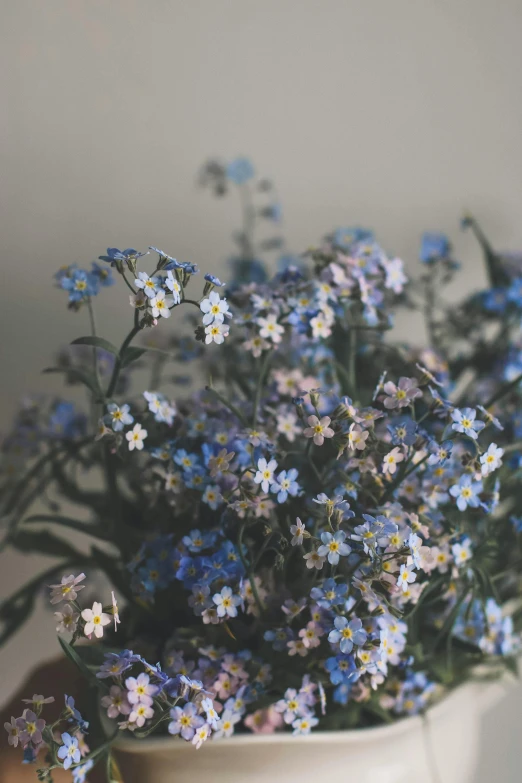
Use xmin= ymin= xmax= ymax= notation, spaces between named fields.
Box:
xmin=1 ymin=0 xmax=522 ymax=778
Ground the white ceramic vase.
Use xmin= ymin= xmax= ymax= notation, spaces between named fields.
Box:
xmin=114 ymin=678 xmax=506 ymax=783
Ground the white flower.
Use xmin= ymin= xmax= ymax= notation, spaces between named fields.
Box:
xmin=310 ymin=312 xmax=332 ymax=339
xmin=150 ymin=290 xmax=173 ymax=319
xmin=257 ymin=314 xmax=285 ymax=343
xmin=276 ymin=411 xmax=299 ymax=442
xmin=382 ymin=447 xmax=404 ymax=475
xmin=200 ymin=291 xmax=231 ymax=324
xmin=480 ymin=443 xmax=504 ymax=476
xmin=81 ymin=601 xmax=111 ymax=639
xmin=348 ymin=423 xmax=369 ymax=451
xmin=192 ymin=723 xmax=210 ymax=749
xmin=254 ymin=457 xmax=278 ymax=493
xmin=290 ymin=517 xmax=307 ymax=546
xmin=303 ymin=550 xmax=325 ymax=570
xmin=111 ymin=591 xmax=121 ymax=632
xmin=205 ymin=322 xmax=230 ymax=345
xmin=397 ymin=563 xmax=416 ymax=592
xmin=165 ymin=271 xmax=182 ymax=304
xmin=126 ymin=423 xmax=148 ymax=451
xmin=49 ymin=573 xmax=86 ymax=605
xmin=54 ymin=604 xmax=79 ymax=634
xmin=165 ymin=471 xmax=183 ymax=493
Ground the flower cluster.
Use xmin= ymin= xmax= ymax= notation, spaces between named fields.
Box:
xmin=2 ymin=160 xmax=522 ymax=780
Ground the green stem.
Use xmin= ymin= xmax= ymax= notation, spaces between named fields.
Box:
xmin=205 ymin=385 xmax=248 ymax=427
xmin=252 ymin=350 xmax=273 ymax=426
xmin=106 ymin=324 xmax=142 ymax=398
xmin=121 ymin=270 xmax=137 ymax=295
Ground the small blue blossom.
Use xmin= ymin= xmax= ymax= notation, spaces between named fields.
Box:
xmin=226 ymin=157 xmax=255 ymax=184
xmin=310 ymin=578 xmax=348 ymax=608
xmin=96 ymin=650 xmax=140 ymax=679
xmin=64 ymin=695 xmax=89 ymax=732
xmin=317 ymin=530 xmax=352 ymax=565
xmin=387 ymin=417 xmax=417 ymax=446
xmin=57 ymin=732 xmax=81 ymax=770
xmin=328 ymin=615 xmax=367 ymax=653
xmin=449 ymin=475 xmax=483 ymax=511
xmin=451 ymin=407 xmax=485 ymax=440
xmin=72 ymin=760 xmax=94 ymax=783
xmin=271 ymin=468 xmax=300 ymax=503
xmin=420 ymin=233 xmax=450 ymax=263
xmin=264 ymin=627 xmax=295 ymax=651
xmin=428 ymin=439 xmax=453 ymax=465
xmin=99 ymin=248 xmax=148 ymax=267
xmin=105 ymin=402 xmax=134 ymax=432
xmin=325 ymin=654 xmax=359 ymax=685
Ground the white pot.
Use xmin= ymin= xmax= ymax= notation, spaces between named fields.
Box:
xmin=114 ymin=678 xmax=507 ymax=783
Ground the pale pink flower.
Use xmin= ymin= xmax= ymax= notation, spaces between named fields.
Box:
xmin=244 ymin=707 xmax=284 ymax=734
xmin=303 ymin=415 xmax=334 ymax=446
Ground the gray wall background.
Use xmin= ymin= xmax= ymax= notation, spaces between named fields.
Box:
xmin=1 ymin=0 xmax=521 ymax=777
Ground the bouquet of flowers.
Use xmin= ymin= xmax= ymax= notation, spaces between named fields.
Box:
xmin=2 ymin=158 xmax=521 ymax=782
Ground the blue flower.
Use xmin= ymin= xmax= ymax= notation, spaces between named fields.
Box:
xmin=97 ymin=650 xmax=140 ymax=679
xmin=328 ymin=615 xmax=367 ymax=653
xmin=270 ymin=468 xmax=300 ymax=503
xmin=105 ymin=402 xmax=134 ymax=432
xmin=325 ymin=654 xmax=358 ymax=685
xmin=333 ymin=227 xmax=374 ymax=251
xmin=451 ymin=407 xmax=485 ymax=440
xmin=182 ymin=529 xmax=215 ymax=553
xmin=310 ymin=578 xmax=347 ymax=608
xmin=226 ymin=158 xmax=255 ymax=184
xmin=449 ymin=475 xmax=483 ymax=511
xmin=204 ymin=273 xmax=225 ymax=287
xmin=72 ymin=760 xmax=94 ymax=783
xmin=99 ymin=248 xmax=147 ymax=267
xmin=333 ymin=682 xmax=354 ymax=705
xmin=387 ymin=416 xmax=417 ymax=446
xmin=507 ymin=277 xmax=522 ymax=307
xmin=427 ymin=439 xmax=453 ymax=465
xmin=264 ymin=627 xmax=294 ymax=651
xmin=482 ymin=288 xmax=508 ymax=313
xmin=57 ymin=732 xmax=81 ymax=770
xmin=420 ymin=233 xmax=450 ymax=263
xmin=64 ymin=695 xmax=89 ymax=732
xmin=57 ymin=266 xmax=98 ymax=302
xmin=90 ymin=262 xmax=114 ymax=287
xmin=317 ymin=530 xmax=351 ymax=565
xmin=351 ymin=515 xmax=398 ymax=555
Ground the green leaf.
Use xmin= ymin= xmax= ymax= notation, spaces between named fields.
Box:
xmin=23 ymin=514 xmax=110 ymax=540
xmin=107 ymin=752 xmax=125 ymax=782
xmin=10 ymin=530 xmax=82 ymax=560
xmin=58 ymin=636 xmax=108 ymax=692
xmin=71 ymin=335 xmax=120 ymax=356
xmin=42 ymin=366 xmax=102 ymax=398
xmin=120 ymin=346 xmax=148 ymax=369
